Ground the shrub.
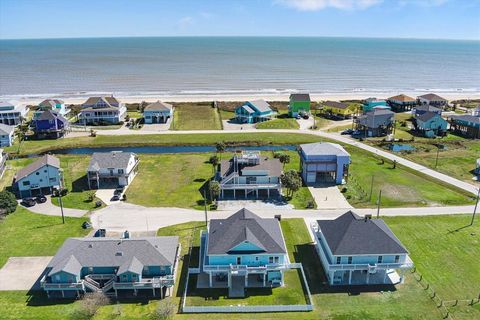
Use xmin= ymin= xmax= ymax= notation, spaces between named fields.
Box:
xmin=306 ymin=200 xmax=315 ymax=209
xmin=0 ymin=190 xmax=17 ymax=215
xmin=341 ymin=187 xmax=347 ymax=193
xmin=151 ymin=298 xmax=176 ymax=320
xmin=71 ymin=292 xmax=110 ymax=320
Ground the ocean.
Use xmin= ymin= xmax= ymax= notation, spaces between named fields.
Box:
xmin=0 ymin=37 xmax=479 ymax=100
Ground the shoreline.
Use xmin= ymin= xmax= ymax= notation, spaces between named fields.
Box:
xmin=2 ymin=91 xmax=479 ymax=105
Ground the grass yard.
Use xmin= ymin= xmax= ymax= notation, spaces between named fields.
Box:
xmin=4 ymin=132 xmax=323 ymax=156
xmin=0 ymin=157 xmax=34 ymax=191
xmin=218 ymin=108 xmax=235 ymax=121
xmin=0 ymin=206 xmax=89 ymax=268
xmin=341 ymin=145 xmax=475 ymax=207
xmin=255 ymin=114 xmax=300 ymax=130
xmin=171 ymin=103 xmax=222 ymax=130
xmin=126 ymin=110 xmax=142 ymax=119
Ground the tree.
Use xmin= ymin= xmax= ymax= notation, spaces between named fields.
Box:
xmin=277 ymin=153 xmax=291 ymax=168
xmin=215 ymin=141 xmax=226 ymax=160
xmin=71 ymin=292 xmax=109 ymax=319
xmin=280 ymin=170 xmax=302 ymax=198
xmin=151 ymin=298 xmax=176 ymax=320
xmin=208 ymin=155 xmax=219 ymax=174
xmin=209 ymin=180 xmax=220 ymax=202
xmin=0 ymin=190 xmax=17 ymax=215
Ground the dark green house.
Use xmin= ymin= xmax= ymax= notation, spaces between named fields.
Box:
xmin=288 ymin=93 xmax=311 ymax=117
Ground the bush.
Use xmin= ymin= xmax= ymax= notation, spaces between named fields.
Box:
xmin=306 ymin=200 xmax=315 ymax=209
xmin=341 ymin=187 xmax=347 ymax=193
xmin=71 ymin=292 xmax=110 ymax=319
xmin=0 ymin=190 xmax=17 ymax=215
xmin=151 ymin=298 xmax=176 ymax=320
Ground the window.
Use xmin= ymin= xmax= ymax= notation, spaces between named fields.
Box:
xmin=22 ymin=181 xmax=30 ymax=186
xmin=88 ymin=267 xmax=93 ymax=273
xmin=347 ymin=257 xmax=352 ymax=264
xmin=236 ymin=257 xmax=241 ymax=265
xmin=395 ymin=255 xmax=400 ymax=263
xmin=55 ymin=275 xmax=60 ymax=281
xmin=49 ymin=177 xmax=56 ymax=182
xmin=118 ymin=169 xmax=124 ymax=174
xmin=274 ymin=257 xmax=279 ymax=263
xmin=336 ymin=257 xmax=341 ymax=264
xmin=377 ymin=256 xmax=383 ymax=264
xmin=143 ymin=266 xmax=149 ymax=273
xmin=269 ymin=256 xmax=274 ymax=264
xmin=255 ymin=256 xmax=259 ymax=261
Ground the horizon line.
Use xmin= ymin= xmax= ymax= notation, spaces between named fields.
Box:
xmin=1 ymin=35 xmax=479 ymax=42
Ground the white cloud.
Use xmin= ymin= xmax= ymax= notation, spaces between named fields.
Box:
xmin=398 ymin=0 xmax=449 ymax=6
xmin=177 ymin=16 xmax=194 ymax=29
xmin=275 ymin=0 xmax=382 ymax=11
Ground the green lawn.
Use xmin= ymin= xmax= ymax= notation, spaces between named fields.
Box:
xmin=171 ymin=103 xmax=222 ymax=130
xmin=126 ymin=110 xmax=142 ymax=119
xmin=341 ymin=145 xmax=475 ymax=208
xmin=4 ymin=132 xmax=323 ymax=156
xmin=218 ymin=109 xmax=235 ymax=121
xmin=256 ymin=114 xmax=299 ymax=130
xmin=0 ymin=206 xmax=89 ymax=268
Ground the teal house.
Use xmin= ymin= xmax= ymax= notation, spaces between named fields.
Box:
xmin=235 ymin=99 xmax=275 ymax=124
xmin=41 ymin=236 xmax=180 ymax=298
xmin=363 ymin=98 xmax=391 ymax=113
xmin=288 ymin=93 xmax=311 ymax=117
xmin=199 ymin=208 xmax=290 ymax=297
xmin=414 ymin=111 xmax=448 ymax=138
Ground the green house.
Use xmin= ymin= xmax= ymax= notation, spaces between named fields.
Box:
xmin=288 ymin=93 xmax=311 ymax=117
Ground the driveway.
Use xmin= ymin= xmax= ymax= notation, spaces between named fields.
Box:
xmin=140 ymin=119 xmax=171 ymax=132
xmin=222 ymin=120 xmax=256 ymax=131
xmin=308 ymin=184 xmax=353 ymax=209
xmin=296 ymin=117 xmax=315 ymax=130
xmin=0 ymin=257 xmax=52 ymax=290
xmin=20 ymin=196 xmax=87 ymax=218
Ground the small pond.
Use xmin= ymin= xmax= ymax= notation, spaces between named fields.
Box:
xmin=390 ymin=144 xmax=416 ymax=152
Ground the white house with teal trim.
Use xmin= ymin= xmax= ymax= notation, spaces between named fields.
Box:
xmin=33 ymin=99 xmax=70 ymax=120
xmin=41 ymin=236 xmax=180 ymax=298
xmin=199 ymin=208 xmax=290 ymax=297
xmin=311 ymin=211 xmax=413 ymax=286
xmin=143 ymin=101 xmax=173 ymax=124
xmin=235 ymin=99 xmax=275 ymax=124
xmin=78 ymin=96 xmax=126 ymax=125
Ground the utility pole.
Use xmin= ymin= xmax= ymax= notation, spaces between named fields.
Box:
xmin=58 ymin=189 xmax=65 ymax=224
xmin=470 ymin=188 xmax=480 ymax=226
xmin=203 ymin=189 xmax=208 ymax=226
xmin=435 ymin=145 xmax=441 ymax=169
xmin=376 ymin=190 xmax=382 ymax=219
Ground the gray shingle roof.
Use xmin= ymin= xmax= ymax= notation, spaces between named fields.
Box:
xmin=144 ymin=101 xmax=172 ymax=111
xmin=82 ymin=96 xmax=120 ymax=108
xmin=117 ymin=256 xmax=144 ymax=275
xmin=220 ymin=156 xmax=282 ymax=178
xmin=416 ymin=111 xmax=439 ymax=123
xmin=50 ymin=255 xmax=82 ymax=276
xmin=15 ymin=155 xmax=60 ymax=181
xmin=248 ymin=99 xmax=273 ymax=113
xmin=207 ymin=208 xmax=287 ymax=255
xmin=415 ymin=105 xmax=441 ymax=113
xmin=290 ymin=93 xmax=311 ymax=102
xmin=300 ymin=142 xmax=350 ymax=157
xmin=450 ymin=114 xmax=480 ymax=125
xmin=88 ymin=151 xmax=136 ymax=171
xmin=0 ymin=123 xmax=14 ymax=135
xmin=37 ymin=110 xmax=68 ymax=124
xmin=418 ymin=93 xmax=447 ymax=102
xmin=357 ymin=109 xmax=394 ymax=128
xmin=47 ymin=237 xmax=179 ymax=276
xmin=322 ymin=101 xmax=348 ymax=109
xmin=317 ymin=211 xmax=408 ymax=255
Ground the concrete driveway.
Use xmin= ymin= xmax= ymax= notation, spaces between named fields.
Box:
xmin=308 ymin=184 xmax=353 ymax=209
xmin=0 ymin=257 xmax=52 ymax=290
xmin=222 ymin=120 xmax=256 ymax=131
xmin=140 ymin=119 xmax=171 ymax=132
xmin=296 ymin=117 xmax=315 ymax=130
xmin=19 ymin=196 xmax=87 ymax=218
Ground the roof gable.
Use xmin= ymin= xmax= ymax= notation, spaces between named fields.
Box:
xmin=247 ymin=100 xmax=273 ymax=113
xmin=15 ymin=155 xmax=60 ymax=181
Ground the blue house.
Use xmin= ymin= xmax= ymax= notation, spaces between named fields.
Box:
xmin=13 ymin=154 xmax=62 ymax=198
xmin=311 ymin=211 xmax=413 ymax=286
xmin=235 ymin=99 xmax=275 ymax=124
xmin=363 ymin=98 xmax=391 ymax=113
xmin=199 ymin=208 xmax=289 ymax=297
xmin=143 ymin=101 xmax=173 ymax=124
xmin=448 ymin=114 xmax=480 ymax=139
xmin=33 ymin=109 xmax=70 ymax=138
xmin=414 ymin=111 xmax=448 ymax=138
xmin=413 ymin=104 xmax=442 ymax=117
xmin=41 ymin=236 xmax=180 ymax=298
xmin=0 ymin=123 xmax=15 ymax=147
xmin=33 ymin=99 xmax=70 ymax=119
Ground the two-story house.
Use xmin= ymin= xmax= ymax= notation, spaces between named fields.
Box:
xmin=235 ymin=100 xmax=275 ymax=124
xmin=33 ymin=99 xmax=70 ymax=119
xmin=413 ymin=111 xmax=448 ymax=138
xmin=199 ymin=208 xmax=289 ymax=297
xmin=0 ymin=101 xmax=28 ymax=126
xmin=78 ymin=96 xmax=127 ymax=125
xmin=143 ymin=101 xmax=173 ymax=124
xmin=448 ymin=114 xmax=480 ymax=139
xmin=413 ymin=104 xmax=442 ymax=117
xmin=299 ymin=142 xmax=351 ymax=185
xmin=288 ymin=93 xmax=311 ymax=117
xmin=13 ymin=154 xmax=62 ymax=198
xmin=216 ymin=151 xmax=282 ymax=199
xmin=321 ymin=101 xmax=355 ymax=119
xmin=311 ymin=211 xmax=413 ymax=286
xmin=386 ymin=94 xmax=417 ymax=112
xmin=355 ymin=109 xmax=395 ymax=137
xmin=417 ymin=93 xmax=448 ymax=109
xmin=87 ymin=151 xmax=139 ymax=189
xmin=41 ymin=236 xmax=180 ymax=298
xmin=0 ymin=123 xmax=15 ymax=147
xmin=33 ymin=109 xmax=70 ymax=139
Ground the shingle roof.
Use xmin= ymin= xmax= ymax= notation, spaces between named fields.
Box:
xmin=317 ymin=211 xmax=408 ymax=255
xmin=416 ymin=111 xmax=439 ymax=122
xmin=357 ymin=109 xmax=395 ymax=128
xmin=290 ymin=93 xmax=311 ymax=102
xmin=88 ymin=151 xmax=136 ymax=171
xmin=248 ymin=99 xmax=273 ymax=113
xmin=207 ymin=208 xmax=287 ymax=255
xmin=37 ymin=109 xmax=68 ymax=124
xmin=450 ymin=114 xmax=480 ymax=124
xmin=415 ymin=105 xmax=441 ymax=113
xmin=47 ymin=237 xmax=179 ymax=276
xmin=15 ymin=155 xmax=60 ymax=181
xmin=82 ymin=96 xmax=120 ymax=108
xmin=0 ymin=123 xmax=14 ymax=135
xmin=220 ymin=156 xmax=282 ymax=178
xmin=388 ymin=94 xmax=415 ymax=102
xmin=418 ymin=93 xmax=447 ymax=102
xmin=300 ymin=142 xmax=350 ymax=157
xmin=117 ymin=256 xmax=144 ymax=275
xmin=50 ymin=255 xmax=82 ymax=276
xmin=144 ymin=101 xmax=172 ymax=111
xmin=322 ymin=101 xmax=348 ymax=109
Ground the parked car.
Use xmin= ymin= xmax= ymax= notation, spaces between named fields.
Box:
xmin=82 ymin=221 xmax=92 ymax=229
xmin=295 ymin=115 xmax=301 ymax=119
xmin=21 ymin=197 xmax=36 ymax=207
xmin=111 ymin=195 xmax=120 ymax=201
xmin=302 ymin=114 xmax=309 ymax=119
xmin=341 ymin=129 xmax=353 ymax=135
xmin=114 ymin=187 xmax=124 ymax=196
xmin=94 ymin=229 xmax=106 ymax=237
xmin=35 ymin=195 xmax=47 ymax=203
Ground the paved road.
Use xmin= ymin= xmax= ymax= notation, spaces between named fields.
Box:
xmin=91 ymin=127 xmax=479 ymax=196
xmin=90 ymin=202 xmax=476 ymax=232
xmin=20 ymin=196 xmax=87 ymax=218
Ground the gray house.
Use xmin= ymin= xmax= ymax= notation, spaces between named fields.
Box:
xmin=311 ymin=211 xmax=413 ymax=286
xmin=216 ymin=151 xmax=282 ymax=199
xmin=299 ymin=142 xmax=350 ymax=185
xmin=87 ymin=152 xmax=139 ymax=189
xmin=413 ymin=104 xmax=442 ymax=117
xmin=356 ymin=109 xmax=395 ymax=137
xmin=143 ymin=101 xmax=173 ymax=124
xmin=417 ymin=93 xmax=448 ymax=108
xmin=41 ymin=236 xmax=180 ymax=298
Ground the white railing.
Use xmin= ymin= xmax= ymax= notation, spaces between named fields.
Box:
xmin=203 ymin=263 xmax=286 ymax=273
xmin=220 ymin=183 xmax=280 ymax=189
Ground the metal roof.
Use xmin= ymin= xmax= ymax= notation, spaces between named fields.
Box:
xmin=300 ymin=142 xmax=350 ymax=157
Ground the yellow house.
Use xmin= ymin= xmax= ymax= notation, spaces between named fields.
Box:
xmin=321 ymin=101 xmax=355 ymax=119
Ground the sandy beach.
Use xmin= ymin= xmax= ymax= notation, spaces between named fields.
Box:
xmin=8 ymin=91 xmax=480 ymax=106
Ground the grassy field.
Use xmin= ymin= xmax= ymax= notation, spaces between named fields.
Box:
xmin=0 ymin=206 xmax=89 ymax=268
xmin=4 ymin=132 xmax=323 ymax=156
xmin=341 ymin=145 xmax=475 ymax=207
xmin=256 ymin=114 xmax=300 ymax=130
xmin=171 ymin=103 xmax=222 ymax=130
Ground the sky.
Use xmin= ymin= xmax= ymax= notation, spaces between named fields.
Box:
xmin=0 ymin=0 xmax=479 ymax=40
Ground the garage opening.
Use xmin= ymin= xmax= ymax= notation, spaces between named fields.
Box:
xmin=315 ymin=171 xmax=336 ymax=183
